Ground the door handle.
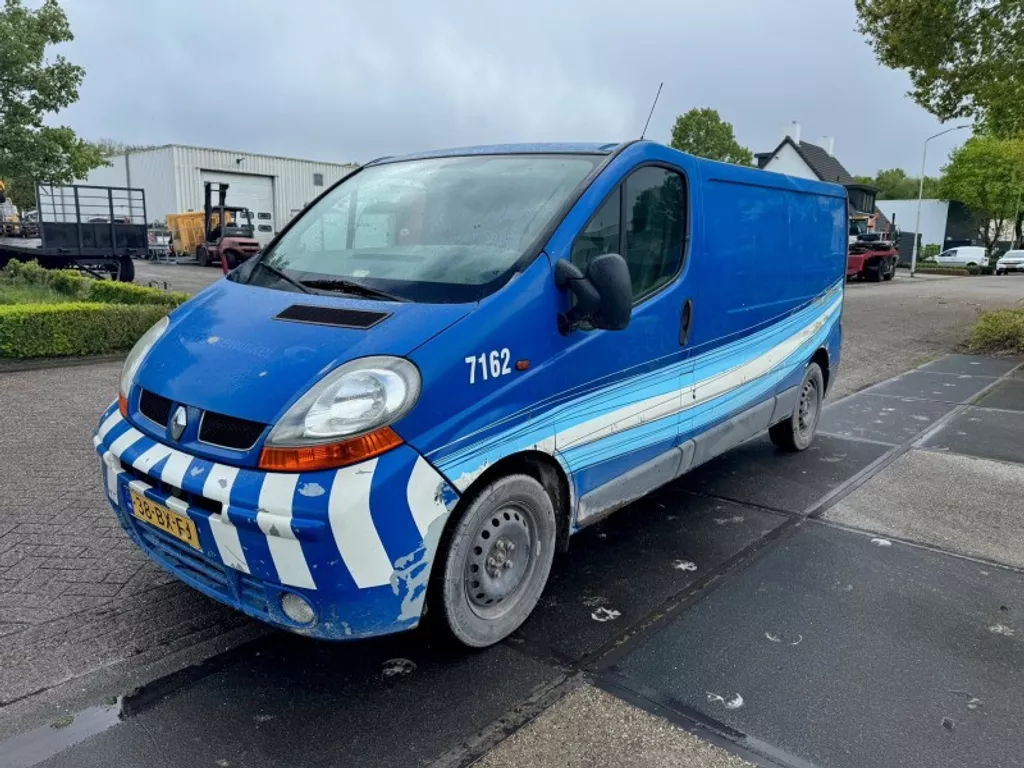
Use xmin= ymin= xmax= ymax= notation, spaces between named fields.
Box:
xmin=679 ymin=298 xmax=694 ymax=346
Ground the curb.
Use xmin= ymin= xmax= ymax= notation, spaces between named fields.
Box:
xmin=0 ymin=353 xmax=126 ymax=374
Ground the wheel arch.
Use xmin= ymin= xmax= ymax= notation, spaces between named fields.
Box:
xmin=811 ymin=346 xmax=831 ymax=394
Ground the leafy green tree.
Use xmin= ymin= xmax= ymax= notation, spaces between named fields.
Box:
xmin=853 ymin=168 xmax=942 ymax=199
xmin=939 ymin=136 xmax=1024 ymax=255
xmin=669 ymin=108 xmax=753 ymax=166
xmin=855 ymin=0 xmax=1024 ymax=136
xmin=0 ymin=0 xmax=106 ymax=208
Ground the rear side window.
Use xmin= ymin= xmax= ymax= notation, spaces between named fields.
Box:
xmin=571 ymin=165 xmax=687 ymax=302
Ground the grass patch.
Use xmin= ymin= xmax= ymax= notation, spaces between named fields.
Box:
xmin=0 ymin=283 xmax=74 ymax=305
xmin=969 ymin=308 xmax=1024 ymax=356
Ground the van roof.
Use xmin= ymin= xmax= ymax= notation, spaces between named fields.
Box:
xmin=368 ymin=142 xmax=622 ymax=165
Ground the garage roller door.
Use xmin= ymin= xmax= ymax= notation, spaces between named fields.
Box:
xmin=200 ymin=171 xmax=275 ymax=246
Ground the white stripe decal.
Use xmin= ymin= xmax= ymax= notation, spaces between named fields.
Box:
xmin=132 ymin=443 xmax=174 ymax=475
xmin=163 ymin=495 xmax=190 ymax=515
xmin=128 ymin=478 xmax=151 ymax=496
xmin=202 ymin=465 xmax=249 ymax=573
xmin=108 ymin=427 xmax=146 ymax=458
xmin=102 ymin=451 xmax=120 ymax=503
xmin=257 ymin=474 xmax=315 ymax=589
xmin=159 ymin=451 xmax=193 ymax=489
xmin=406 ymin=457 xmax=449 ymax=538
xmin=97 ymin=410 xmax=123 ymax=441
xmin=329 ymin=460 xmax=393 ymax=588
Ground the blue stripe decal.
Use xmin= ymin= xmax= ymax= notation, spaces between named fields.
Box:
xmin=229 ymin=473 xmax=278 ymax=583
xmin=369 ymin=449 xmax=422 ymax=565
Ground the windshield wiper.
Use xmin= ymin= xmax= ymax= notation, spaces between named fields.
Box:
xmin=248 ymin=260 xmax=311 ymax=294
xmin=299 ymin=278 xmax=405 ymax=302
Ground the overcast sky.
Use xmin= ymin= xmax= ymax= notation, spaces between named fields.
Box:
xmin=58 ymin=0 xmax=971 ymax=176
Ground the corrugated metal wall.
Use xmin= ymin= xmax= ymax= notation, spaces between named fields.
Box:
xmin=80 ymin=147 xmax=176 ymax=224
xmin=171 ymin=146 xmax=357 ymax=228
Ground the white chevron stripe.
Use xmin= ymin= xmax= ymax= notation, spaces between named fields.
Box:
xmin=101 ymin=451 xmax=121 ymax=503
xmin=109 ymin=427 xmax=146 ymax=458
xmin=159 ymin=451 xmax=193 ymax=489
xmin=406 ymin=457 xmax=449 ymax=538
xmin=132 ymin=442 xmax=174 ymax=475
xmin=329 ymin=460 xmax=393 ymax=588
xmin=97 ymin=409 xmax=123 ymax=441
xmin=202 ymin=465 xmax=249 ymax=573
xmin=257 ymin=474 xmax=315 ymax=589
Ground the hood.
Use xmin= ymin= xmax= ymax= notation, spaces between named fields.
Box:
xmin=136 ymin=278 xmax=473 ymax=424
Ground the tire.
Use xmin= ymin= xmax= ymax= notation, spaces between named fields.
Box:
xmin=882 ymin=259 xmax=895 ymax=281
xmin=117 ymin=256 xmax=135 ymax=282
xmin=770 ymin=362 xmax=824 ymax=453
xmin=223 ymin=250 xmax=240 ymax=270
xmin=967 ymin=262 xmax=978 ymax=268
xmin=436 ymin=474 xmax=557 ymax=648
xmin=196 ymin=246 xmax=210 ymax=267
xmin=996 ymin=270 xmax=1005 ymax=276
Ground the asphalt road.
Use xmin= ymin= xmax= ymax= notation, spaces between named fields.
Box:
xmin=1 ymin=270 xmax=1022 ymax=767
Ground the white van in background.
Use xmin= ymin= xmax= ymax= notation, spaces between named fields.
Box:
xmin=934 ymin=245 xmax=989 ymax=267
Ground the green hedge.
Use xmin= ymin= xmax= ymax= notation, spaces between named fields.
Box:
xmin=0 ymin=303 xmax=170 ymax=359
xmin=86 ymin=280 xmax=188 ymax=307
xmin=970 ymin=308 xmax=1024 ymax=356
xmin=0 ymin=260 xmax=188 ymax=306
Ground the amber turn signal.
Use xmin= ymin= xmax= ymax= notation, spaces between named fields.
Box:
xmin=258 ymin=427 xmax=404 ymax=472
xmin=118 ymin=393 xmax=129 ymax=418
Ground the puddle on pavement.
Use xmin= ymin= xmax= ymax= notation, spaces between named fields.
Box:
xmin=1 ymin=701 xmax=123 ymax=768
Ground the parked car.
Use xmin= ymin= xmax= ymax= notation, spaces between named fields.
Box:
xmin=93 ymin=141 xmax=847 ymax=648
xmin=934 ymin=245 xmax=988 ymax=267
xmin=995 ymin=249 xmax=1024 ymax=275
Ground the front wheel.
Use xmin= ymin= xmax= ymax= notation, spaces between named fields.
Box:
xmin=436 ymin=474 xmax=556 ymax=648
xmin=196 ymin=246 xmax=210 ymax=267
xmin=770 ymin=362 xmax=824 ymax=452
xmin=996 ymin=270 xmax=1005 ymax=276
xmin=882 ymin=259 xmax=895 ymax=281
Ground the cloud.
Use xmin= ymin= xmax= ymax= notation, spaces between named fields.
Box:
xmin=57 ymin=0 xmax=968 ymax=174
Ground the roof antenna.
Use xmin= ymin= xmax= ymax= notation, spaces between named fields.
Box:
xmin=640 ymin=82 xmax=663 ymax=140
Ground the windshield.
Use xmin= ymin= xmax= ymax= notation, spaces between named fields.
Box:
xmin=246 ymin=153 xmax=602 ymax=303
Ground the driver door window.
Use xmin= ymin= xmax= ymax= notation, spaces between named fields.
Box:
xmin=570 ymin=166 xmax=687 ymax=302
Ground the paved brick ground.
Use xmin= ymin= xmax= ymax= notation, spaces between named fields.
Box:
xmin=0 ymin=364 xmax=249 ymax=708
xmin=0 ymin=274 xmax=1021 ymax=717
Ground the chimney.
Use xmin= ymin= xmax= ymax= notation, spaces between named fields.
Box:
xmin=784 ymin=121 xmax=802 ymax=144
xmin=820 ymin=136 xmax=836 ymax=156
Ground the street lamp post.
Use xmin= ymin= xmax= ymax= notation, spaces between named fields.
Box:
xmin=910 ymin=125 xmax=970 ymax=276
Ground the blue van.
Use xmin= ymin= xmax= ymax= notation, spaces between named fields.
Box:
xmin=94 ymin=141 xmax=846 ymax=647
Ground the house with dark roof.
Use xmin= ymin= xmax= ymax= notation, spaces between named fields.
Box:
xmin=756 ymin=124 xmax=890 ymax=234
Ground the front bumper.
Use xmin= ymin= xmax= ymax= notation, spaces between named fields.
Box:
xmin=997 ymin=262 xmax=1024 ymax=272
xmin=94 ymin=402 xmax=458 ymax=640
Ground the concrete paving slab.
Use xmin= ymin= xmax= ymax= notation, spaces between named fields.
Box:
xmin=864 ymin=370 xmax=994 ymax=403
xmin=613 ymin=524 xmax=1024 ymax=768
xmin=916 ymin=354 xmax=1019 ymax=378
xmin=922 ymin=406 xmax=1024 ymax=464
xmin=36 ymin=635 xmax=559 ymax=768
xmin=824 ymin=449 xmax=1024 ymax=568
xmin=673 ymin=435 xmax=889 ymax=514
xmin=975 ymin=378 xmax=1024 ymax=411
xmin=475 ymin=684 xmax=753 ymax=768
xmin=819 ymin=393 xmax=955 ymax=445
xmin=514 ymin=492 xmax=786 ymax=661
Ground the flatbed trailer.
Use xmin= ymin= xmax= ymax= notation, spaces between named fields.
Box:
xmin=847 ymin=245 xmax=897 ymax=282
xmin=0 ymin=184 xmax=148 ymax=282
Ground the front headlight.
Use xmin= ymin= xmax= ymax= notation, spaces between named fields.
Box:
xmin=266 ymin=356 xmax=421 ymax=447
xmin=119 ymin=316 xmax=170 ymax=411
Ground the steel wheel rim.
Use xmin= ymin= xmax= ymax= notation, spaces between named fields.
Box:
xmin=464 ymin=502 xmax=535 ymax=620
xmin=797 ymin=376 xmax=819 ymax=438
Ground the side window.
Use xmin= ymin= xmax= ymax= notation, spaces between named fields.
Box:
xmin=570 ymin=187 xmax=620 ymax=271
xmin=624 ymin=167 xmax=686 ymax=299
xmin=569 ymin=166 xmax=687 ymax=303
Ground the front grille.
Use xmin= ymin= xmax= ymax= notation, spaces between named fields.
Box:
xmin=139 ymin=389 xmax=173 ymax=426
xmin=198 ymin=412 xmax=266 ymax=451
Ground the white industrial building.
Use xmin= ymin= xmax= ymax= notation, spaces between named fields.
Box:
xmin=81 ymin=145 xmax=358 ymax=246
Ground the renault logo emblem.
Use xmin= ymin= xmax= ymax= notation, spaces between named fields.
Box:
xmin=170 ymin=406 xmax=188 ymax=441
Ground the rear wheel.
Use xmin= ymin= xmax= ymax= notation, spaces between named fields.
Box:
xmin=770 ymin=363 xmax=824 ymax=452
xmin=437 ymin=474 xmax=556 ymax=648
xmin=117 ymin=256 xmax=135 ymax=282
xmin=866 ymin=261 xmax=883 ymax=282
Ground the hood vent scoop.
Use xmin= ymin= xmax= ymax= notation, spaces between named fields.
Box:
xmin=275 ymin=304 xmax=390 ymax=329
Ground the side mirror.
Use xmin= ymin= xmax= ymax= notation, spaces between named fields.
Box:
xmin=555 ymin=254 xmax=632 ymax=334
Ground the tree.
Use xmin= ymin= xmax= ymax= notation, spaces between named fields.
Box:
xmin=939 ymin=136 xmax=1024 ymax=255
xmin=855 ymin=0 xmax=1024 ymax=137
xmin=852 ymin=168 xmax=942 ymax=199
xmin=0 ymin=0 xmax=106 ymax=208
xmin=669 ymin=108 xmax=753 ymax=166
